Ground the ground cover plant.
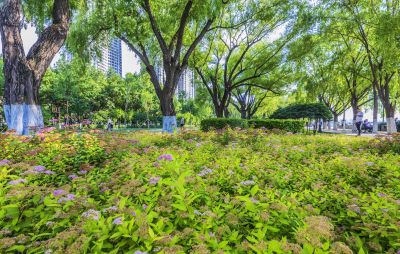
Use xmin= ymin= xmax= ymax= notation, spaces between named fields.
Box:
xmin=0 ymin=129 xmax=399 ymax=253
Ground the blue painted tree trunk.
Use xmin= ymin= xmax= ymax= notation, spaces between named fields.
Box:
xmin=162 ymin=116 xmax=177 ymax=134
xmin=4 ymin=104 xmax=44 ymax=135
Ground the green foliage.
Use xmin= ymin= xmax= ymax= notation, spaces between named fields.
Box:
xmin=270 ymin=103 xmax=332 ymax=120
xmin=40 ymin=59 xmax=160 ymax=125
xmin=200 ymin=118 xmax=249 ymax=131
xmin=248 ymin=119 xmax=305 ymax=133
xmin=0 ymin=130 xmax=399 ymax=253
xmin=370 ymin=133 xmax=400 ymax=154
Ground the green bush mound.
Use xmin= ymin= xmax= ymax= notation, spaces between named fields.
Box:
xmin=270 ymin=103 xmax=332 ymax=120
xmin=248 ymin=119 xmax=305 ymax=133
xmin=200 ymin=118 xmax=249 ymax=131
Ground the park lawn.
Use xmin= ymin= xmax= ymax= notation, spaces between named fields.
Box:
xmin=0 ymin=129 xmax=399 ymax=253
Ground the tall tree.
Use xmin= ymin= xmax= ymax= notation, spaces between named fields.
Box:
xmin=338 ymin=0 xmax=400 ymax=133
xmin=194 ymin=0 xmax=295 ymax=117
xmin=71 ymin=0 xmax=227 ymax=132
xmin=231 ymin=86 xmax=270 ymax=119
xmin=0 ymin=0 xmax=73 ymax=134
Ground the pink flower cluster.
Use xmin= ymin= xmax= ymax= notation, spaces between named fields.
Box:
xmin=157 ymin=154 xmax=173 ymax=161
xmin=149 ymin=176 xmax=161 ymax=185
xmin=57 ymin=193 xmax=75 ymax=203
xmin=32 ymin=165 xmax=55 ymax=175
xmin=113 ymin=217 xmax=123 ymax=225
xmin=0 ymin=159 xmax=10 ymax=166
xmin=38 ymin=127 xmax=56 ymax=134
xmin=8 ymin=178 xmax=27 ymax=185
xmin=68 ymin=174 xmax=78 ymax=180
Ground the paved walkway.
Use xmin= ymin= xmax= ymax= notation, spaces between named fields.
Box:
xmin=322 ymin=129 xmax=386 ymax=137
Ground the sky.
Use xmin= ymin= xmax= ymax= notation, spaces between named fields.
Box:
xmin=0 ymin=25 xmax=141 ymax=76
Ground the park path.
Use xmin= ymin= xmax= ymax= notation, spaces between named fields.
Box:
xmin=323 ymin=129 xmax=386 ymax=137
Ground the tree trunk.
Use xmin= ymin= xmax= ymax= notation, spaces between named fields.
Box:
xmin=223 ymin=107 xmax=230 ymax=118
xmin=240 ymin=108 xmax=246 ymax=119
xmin=384 ymin=104 xmax=396 ymax=134
xmin=352 ymin=105 xmax=357 ymax=132
xmin=372 ymin=84 xmax=378 ymax=133
xmin=333 ymin=114 xmax=338 ymax=130
xmin=1 ymin=0 xmax=69 ymax=135
xmin=159 ymin=91 xmax=176 ymax=133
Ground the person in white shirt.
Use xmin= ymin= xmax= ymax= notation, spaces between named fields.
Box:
xmin=355 ymin=108 xmax=364 ymax=136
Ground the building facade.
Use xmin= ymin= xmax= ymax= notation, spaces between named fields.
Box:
xmin=62 ymin=38 xmax=123 ymax=77
xmin=93 ymin=38 xmax=123 ymax=76
xmin=155 ymin=66 xmax=196 ymax=100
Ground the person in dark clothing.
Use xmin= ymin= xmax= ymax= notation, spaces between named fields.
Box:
xmin=355 ymin=108 xmax=364 ymax=136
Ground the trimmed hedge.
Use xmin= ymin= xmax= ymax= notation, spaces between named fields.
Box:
xmin=200 ymin=118 xmax=249 ymax=131
xmin=248 ymin=119 xmax=305 ymax=133
xmin=200 ymin=118 xmax=305 ymax=133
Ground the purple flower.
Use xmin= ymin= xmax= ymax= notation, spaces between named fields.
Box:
xmin=53 ymin=189 xmax=65 ymax=196
xmin=143 ymin=204 xmax=148 ymax=210
xmin=100 ymin=187 xmax=110 ymax=192
xmin=44 ymin=170 xmax=55 ymax=175
xmin=66 ymin=194 xmax=75 ymax=199
xmin=113 ymin=217 xmax=123 ymax=225
xmin=8 ymin=179 xmax=27 ymax=185
xmin=157 ymin=154 xmax=173 ymax=161
xmin=197 ymin=167 xmax=213 ymax=177
xmin=68 ymin=174 xmax=78 ymax=180
xmin=34 ymin=165 xmax=46 ymax=172
xmin=82 ymin=209 xmax=100 ymax=220
xmin=131 ymin=211 xmax=137 ymax=216
xmin=134 ymin=251 xmax=148 ymax=254
xmin=240 ymin=180 xmax=255 ymax=186
xmin=103 ymin=206 xmax=118 ymax=212
xmin=58 ymin=193 xmax=75 ymax=203
xmin=0 ymin=159 xmax=10 ymax=166
xmin=149 ymin=176 xmax=161 ymax=185
xmin=39 ymin=127 xmax=56 ymax=133
xmin=378 ymin=193 xmax=386 ymax=197
xmin=78 ymin=170 xmax=87 ymax=175
xmin=250 ymin=197 xmax=259 ymax=203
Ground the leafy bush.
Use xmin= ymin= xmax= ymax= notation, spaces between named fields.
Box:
xmin=0 ymin=130 xmax=399 ymax=253
xmin=370 ymin=133 xmax=400 ymax=154
xmin=270 ymin=103 xmax=332 ymax=120
xmin=249 ymin=119 xmax=305 ymax=133
xmin=200 ymin=118 xmax=248 ymax=131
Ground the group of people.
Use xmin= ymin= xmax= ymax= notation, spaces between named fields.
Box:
xmin=106 ymin=117 xmax=186 ymax=131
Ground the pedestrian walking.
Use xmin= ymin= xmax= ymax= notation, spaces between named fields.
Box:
xmin=355 ymin=108 xmax=364 ymax=136
xmin=107 ymin=118 xmax=113 ymax=131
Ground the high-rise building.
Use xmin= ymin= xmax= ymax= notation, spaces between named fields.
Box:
xmin=177 ymin=69 xmax=195 ymax=99
xmin=155 ymin=66 xmax=196 ymax=100
xmin=61 ymin=38 xmax=123 ymax=77
xmin=92 ymin=38 xmax=122 ymax=76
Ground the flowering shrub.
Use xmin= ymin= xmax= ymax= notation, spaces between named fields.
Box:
xmin=0 ymin=129 xmax=399 ymax=253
